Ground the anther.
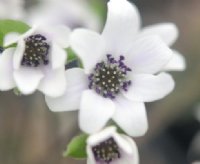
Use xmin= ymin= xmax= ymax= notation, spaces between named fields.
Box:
xmin=21 ymin=34 xmax=50 ymax=67
xmin=92 ymin=137 xmax=120 ymax=164
xmin=88 ymin=54 xmax=132 ymax=99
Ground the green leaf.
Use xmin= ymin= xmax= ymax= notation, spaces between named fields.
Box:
xmin=66 ymin=47 xmax=77 ymax=62
xmin=13 ymin=88 xmax=22 ymax=96
xmin=63 ymin=134 xmax=88 ymax=159
xmin=107 ymin=120 xmax=126 ymax=134
xmin=90 ymin=0 xmax=107 ymax=22
xmin=66 ymin=47 xmax=83 ymax=68
xmin=0 ymin=19 xmax=30 ymax=46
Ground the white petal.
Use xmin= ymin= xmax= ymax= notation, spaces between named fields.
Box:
xmin=13 ymin=39 xmax=25 ymax=69
xmin=70 ymin=29 xmax=106 ymax=74
xmin=87 ymin=126 xmax=117 ymax=145
xmin=79 ymin=90 xmax=115 ymax=134
xmin=113 ymin=131 xmax=134 ymax=154
xmin=126 ymin=36 xmax=173 ymax=74
xmin=87 ymin=146 xmax=95 ymax=164
xmin=0 ymin=48 xmax=16 ymax=90
xmin=140 ymin=23 xmax=179 ymax=46
xmin=102 ymin=0 xmax=141 ymax=55
xmin=113 ymin=96 xmax=148 ymax=137
xmin=51 ymin=43 xmax=67 ymax=69
xmin=14 ymin=67 xmax=44 ymax=94
xmin=38 ymin=66 xmax=66 ymax=97
xmin=45 ymin=68 xmax=88 ymax=112
xmin=4 ymin=32 xmax=20 ymax=47
xmin=20 ymin=26 xmax=38 ymax=39
xmin=114 ymin=135 xmax=139 ymax=164
xmin=49 ymin=25 xmax=71 ymax=48
xmin=162 ymin=50 xmax=186 ymax=71
xmin=87 ymin=158 xmax=93 ymax=164
xmin=123 ymin=72 xmax=175 ymax=102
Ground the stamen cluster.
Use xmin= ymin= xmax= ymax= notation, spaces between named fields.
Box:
xmin=92 ymin=137 xmax=120 ymax=164
xmin=21 ymin=34 xmax=50 ymax=67
xmin=88 ymin=54 xmax=131 ymax=99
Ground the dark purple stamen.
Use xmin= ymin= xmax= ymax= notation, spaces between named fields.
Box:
xmin=88 ymin=54 xmax=132 ymax=99
xmin=92 ymin=137 xmax=121 ymax=164
xmin=21 ymin=34 xmax=50 ymax=67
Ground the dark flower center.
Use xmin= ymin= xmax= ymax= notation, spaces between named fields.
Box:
xmin=21 ymin=34 xmax=50 ymax=67
xmin=88 ymin=54 xmax=131 ymax=99
xmin=92 ymin=137 xmax=120 ymax=164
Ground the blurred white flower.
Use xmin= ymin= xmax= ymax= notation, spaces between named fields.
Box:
xmin=0 ymin=25 xmax=70 ymax=97
xmin=0 ymin=0 xmax=25 ymax=19
xmin=46 ymin=0 xmax=175 ymax=136
xmin=27 ymin=0 xmax=101 ymax=30
xmin=87 ymin=126 xmax=139 ymax=164
xmin=193 ymin=162 xmax=200 ymax=164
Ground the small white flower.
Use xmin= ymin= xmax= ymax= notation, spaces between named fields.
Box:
xmin=46 ymin=0 xmax=175 ymax=136
xmin=27 ymin=0 xmax=101 ymax=30
xmin=87 ymin=126 xmax=139 ymax=164
xmin=0 ymin=25 xmax=71 ymax=97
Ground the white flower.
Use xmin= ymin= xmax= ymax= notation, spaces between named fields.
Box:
xmin=0 ymin=25 xmax=70 ymax=97
xmin=87 ymin=126 xmax=139 ymax=164
xmin=0 ymin=0 xmax=25 ymax=19
xmin=27 ymin=0 xmax=101 ymax=31
xmin=46 ymin=0 xmax=175 ymax=136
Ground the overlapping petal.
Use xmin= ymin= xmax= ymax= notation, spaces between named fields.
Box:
xmin=115 ymin=135 xmax=139 ymax=164
xmin=0 ymin=48 xmax=16 ymax=90
xmin=13 ymin=39 xmax=25 ymax=69
xmin=14 ymin=67 xmax=44 ymax=94
xmin=49 ymin=25 xmax=71 ymax=48
xmin=45 ymin=68 xmax=88 ymax=112
xmin=140 ymin=23 xmax=178 ymax=46
xmin=70 ymin=29 xmax=106 ymax=74
xmin=163 ymin=50 xmax=186 ymax=71
xmin=113 ymin=95 xmax=148 ymax=136
xmin=123 ymin=72 xmax=175 ymax=102
xmin=4 ymin=32 xmax=21 ymax=47
xmin=125 ymin=36 xmax=173 ymax=74
xmin=51 ymin=43 xmax=67 ymax=69
xmin=38 ymin=66 xmax=66 ymax=97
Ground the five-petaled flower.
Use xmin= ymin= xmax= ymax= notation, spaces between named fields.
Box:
xmin=46 ymin=0 xmax=178 ymax=136
xmin=87 ymin=126 xmax=139 ymax=164
xmin=0 ymin=25 xmax=70 ymax=97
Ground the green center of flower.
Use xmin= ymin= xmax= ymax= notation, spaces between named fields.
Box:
xmin=92 ymin=137 xmax=120 ymax=164
xmin=21 ymin=34 xmax=50 ymax=67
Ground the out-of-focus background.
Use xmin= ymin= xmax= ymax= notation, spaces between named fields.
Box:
xmin=0 ymin=0 xmax=200 ymax=163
